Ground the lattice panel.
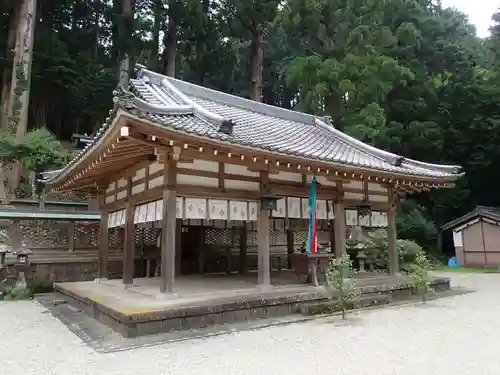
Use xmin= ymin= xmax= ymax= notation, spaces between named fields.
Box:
xmin=134 ymin=228 xmax=161 ymax=246
xmin=108 ymin=227 xmax=122 ymax=248
xmin=20 ymin=221 xmax=68 ymax=247
xmin=144 ymin=228 xmax=161 ymax=246
xmin=74 ymin=224 xmax=100 ymax=247
xmin=45 ymin=190 xmax=88 ymax=202
xmin=295 ymin=231 xmax=308 ymax=247
xmin=318 ymin=230 xmax=330 ymax=245
xmin=204 ymin=228 xmax=234 ymax=245
xmin=270 ymin=230 xmax=286 ymax=246
xmin=247 ymin=230 xmax=257 ymax=246
xmin=233 ymin=230 xmax=240 ymax=246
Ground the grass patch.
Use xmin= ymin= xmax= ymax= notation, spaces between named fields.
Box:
xmin=437 ymin=266 xmax=500 ymax=273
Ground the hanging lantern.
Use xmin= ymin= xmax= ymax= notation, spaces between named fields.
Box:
xmin=260 ymin=192 xmax=280 ymax=211
xmin=356 ymin=198 xmax=372 ymax=217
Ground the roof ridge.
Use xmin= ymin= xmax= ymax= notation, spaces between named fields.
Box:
xmin=141 ymin=68 xmax=319 ymax=126
xmin=137 ymin=68 xmax=230 ymax=129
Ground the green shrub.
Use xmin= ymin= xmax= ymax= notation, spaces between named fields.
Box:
xmin=3 ymin=285 xmax=33 ymax=300
xmin=326 ymin=254 xmax=361 ymax=320
xmin=405 ymin=252 xmax=433 ymax=302
xmin=361 ymin=230 xmax=423 ymax=271
xmin=396 ymin=200 xmax=439 ymax=255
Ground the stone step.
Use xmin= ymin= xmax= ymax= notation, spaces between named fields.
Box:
xmin=297 ymin=293 xmax=392 ymax=315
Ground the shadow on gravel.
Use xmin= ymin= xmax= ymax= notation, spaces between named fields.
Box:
xmin=314 ymin=316 xmax=365 ymax=327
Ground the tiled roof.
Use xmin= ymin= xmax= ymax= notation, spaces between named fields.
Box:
xmin=130 ymin=67 xmax=461 ymax=179
xmin=44 ymin=66 xmax=463 ymax=186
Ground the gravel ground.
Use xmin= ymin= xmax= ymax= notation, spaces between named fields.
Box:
xmin=1 ymin=272 xmax=499 ymax=375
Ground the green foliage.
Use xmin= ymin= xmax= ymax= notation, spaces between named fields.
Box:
xmin=396 ymin=200 xmax=439 ymax=255
xmin=1 ymin=0 xmax=500 ymax=258
xmin=404 ymin=252 xmax=433 ymax=302
xmin=280 ymin=0 xmax=414 ymax=136
xmin=361 ymin=230 xmax=423 ymax=271
xmin=3 ymin=284 xmax=33 ymax=301
xmin=0 ymin=128 xmax=69 ymax=173
xmin=326 ymin=254 xmax=361 ymax=320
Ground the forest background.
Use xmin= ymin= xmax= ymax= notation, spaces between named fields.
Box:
xmin=3 ymin=0 xmax=500 ymax=257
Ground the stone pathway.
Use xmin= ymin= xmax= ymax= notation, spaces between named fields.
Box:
xmin=1 ymin=272 xmax=500 ymax=375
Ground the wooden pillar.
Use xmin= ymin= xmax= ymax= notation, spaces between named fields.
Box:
xmin=333 ymin=199 xmax=346 ymax=258
xmin=286 ymin=229 xmax=294 ymax=269
xmin=97 ymin=207 xmax=109 ymax=280
xmin=387 ymin=188 xmax=399 ymax=274
xmin=239 ymin=222 xmax=248 ymax=275
xmin=88 ymin=193 xmax=100 ymax=211
xmin=198 ymin=226 xmax=206 ymax=274
xmin=160 ymin=154 xmax=177 ymax=294
xmin=329 ymin=220 xmax=335 ymax=254
xmin=257 ymin=205 xmax=271 ymax=286
xmin=258 ymin=170 xmax=271 ymax=287
xmin=96 ymin=192 xmax=108 ymax=280
xmin=122 ymin=178 xmax=135 ymax=287
xmin=38 ymin=189 xmax=45 ymax=210
xmin=175 ymin=219 xmax=182 ymax=274
xmin=68 ymin=222 xmax=75 ymax=252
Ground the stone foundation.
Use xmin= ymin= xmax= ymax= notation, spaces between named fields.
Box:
xmin=54 ymin=275 xmax=451 ymax=338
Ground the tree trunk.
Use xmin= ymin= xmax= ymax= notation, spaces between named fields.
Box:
xmin=1 ymin=0 xmax=37 ymax=204
xmin=249 ymin=24 xmax=265 ymax=102
xmin=117 ymin=0 xmax=133 ymax=87
xmin=0 ymin=4 xmax=22 ymax=131
xmin=93 ymin=4 xmax=101 ymax=59
xmin=151 ymin=0 xmax=162 ymax=71
xmin=163 ymin=0 xmax=178 ymax=77
xmin=6 ymin=0 xmax=38 ymax=137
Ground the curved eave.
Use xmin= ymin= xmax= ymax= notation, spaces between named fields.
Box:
xmin=45 ymin=109 xmax=130 ymax=188
xmin=46 ymin=110 xmax=460 ymax=193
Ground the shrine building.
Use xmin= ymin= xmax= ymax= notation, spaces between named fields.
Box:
xmin=42 ymin=66 xmax=462 ymax=336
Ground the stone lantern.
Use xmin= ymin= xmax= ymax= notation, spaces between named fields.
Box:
xmin=14 ymin=244 xmax=32 ymax=265
xmin=0 ymin=244 xmax=10 ymax=268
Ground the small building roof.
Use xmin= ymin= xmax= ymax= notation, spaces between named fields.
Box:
xmin=441 ymin=206 xmax=500 ymax=231
xmin=43 ymin=66 xmax=463 ymax=190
